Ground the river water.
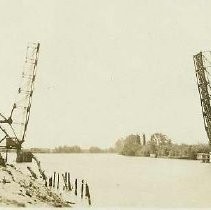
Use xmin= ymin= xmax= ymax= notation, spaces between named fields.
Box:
xmin=9 ymin=153 xmax=211 ymax=208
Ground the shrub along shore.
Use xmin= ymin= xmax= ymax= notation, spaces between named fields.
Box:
xmin=16 ymin=133 xmax=210 ymax=161
xmin=114 ymin=133 xmax=210 ymax=160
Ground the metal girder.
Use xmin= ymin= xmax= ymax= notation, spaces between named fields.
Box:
xmin=193 ymin=52 xmax=211 ymax=145
xmin=0 ymin=42 xmax=40 ymax=149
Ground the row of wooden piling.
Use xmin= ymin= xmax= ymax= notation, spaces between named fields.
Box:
xmin=46 ymin=172 xmax=91 ymax=206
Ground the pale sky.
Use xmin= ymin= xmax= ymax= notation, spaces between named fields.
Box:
xmin=0 ymin=0 xmax=210 ymax=148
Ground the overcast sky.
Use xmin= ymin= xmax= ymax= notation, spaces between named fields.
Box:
xmin=0 ymin=0 xmax=211 ymax=148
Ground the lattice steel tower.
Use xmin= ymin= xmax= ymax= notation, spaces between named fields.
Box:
xmin=193 ymin=51 xmax=211 ymax=145
xmin=12 ymin=42 xmax=40 ymax=146
xmin=0 ymin=42 xmax=40 ymax=150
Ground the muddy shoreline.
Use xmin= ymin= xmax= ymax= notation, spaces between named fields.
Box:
xmin=0 ymin=163 xmax=73 ymax=207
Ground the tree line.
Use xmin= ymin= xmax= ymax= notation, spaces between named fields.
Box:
xmin=28 ymin=145 xmax=115 ymax=154
xmin=114 ymin=133 xmax=210 ymax=160
xmin=26 ymin=133 xmax=210 ymax=159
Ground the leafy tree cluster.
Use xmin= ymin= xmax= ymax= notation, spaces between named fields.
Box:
xmin=29 ymin=148 xmax=52 ymax=153
xmin=54 ymin=145 xmax=82 ymax=153
xmin=52 ymin=145 xmax=116 ymax=153
xmin=114 ymin=133 xmax=210 ymax=160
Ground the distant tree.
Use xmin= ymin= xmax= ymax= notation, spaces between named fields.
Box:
xmin=169 ymin=144 xmax=180 ymax=157
xmin=70 ymin=145 xmax=82 ymax=153
xmin=53 ymin=145 xmax=82 ymax=153
xmin=148 ymin=133 xmax=172 ymax=156
xmin=30 ymin=148 xmax=52 ymax=153
xmin=167 ymin=143 xmax=211 ymax=160
xmin=114 ymin=132 xmax=211 ymax=160
xmin=121 ymin=134 xmax=142 ymax=156
xmin=89 ymin=146 xmax=103 ymax=153
xmin=135 ymin=144 xmax=150 ymax=156
xmin=142 ymin=133 xmax=146 ymax=146
xmin=114 ymin=138 xmax=124 ymax=153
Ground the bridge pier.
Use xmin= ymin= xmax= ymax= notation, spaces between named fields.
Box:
xmin=16 ymin=150 xmax=33 ymax=163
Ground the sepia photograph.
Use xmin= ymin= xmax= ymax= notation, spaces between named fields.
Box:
xmin=0 ymin=0 xmax=211 ymax=209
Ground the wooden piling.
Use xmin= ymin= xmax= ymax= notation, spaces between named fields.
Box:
xmin=57 ymin=173 xmax=60 ymax=189
xmin=81 ymin=180 xmax=84 ymax=199
xmin=85 ymin=183 xmax=91 ymax=205
xmin=62 ymin=174 xmax=68 ymax=190
xmin=68 ymin=172 xmax=71 ymax=191
xmin=64 ymin=172 xmax=66 ymax=189
xmin=53 ymin=172 xmax=56 ymax=188
xmin=49 ymin=177 xmax=52 ymax=187
xmin=65 ymin=172 xmax=68 ymax=190
xmin=62 ymin=174 xmax=65 ymax=190
xmin=75 ymin=179 xmax=77 ymax=196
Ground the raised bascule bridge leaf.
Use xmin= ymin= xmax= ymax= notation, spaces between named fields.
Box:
xmin=0 ymin=42 xmax=40 ymax=162
xmin=193 ymin=51 xmax=211 ymax=145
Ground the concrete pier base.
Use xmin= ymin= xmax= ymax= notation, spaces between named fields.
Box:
xmin=16 ymin=150 xmax=33 ymax=163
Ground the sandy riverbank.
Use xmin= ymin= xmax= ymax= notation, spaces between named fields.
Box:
xmin=0 ymin=163 xmax=73 ymax=207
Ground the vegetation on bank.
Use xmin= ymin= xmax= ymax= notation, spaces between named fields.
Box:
xmin=27 ymin=146 xmax=115 ymax=154
xmin=114 ymin=133 xmax=210 ymax=160
xmin=23 ymin=133 xmax=210 ymax=160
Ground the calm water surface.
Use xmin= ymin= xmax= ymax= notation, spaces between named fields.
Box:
xmin=11 ymin=153 xmax=211 ymax=207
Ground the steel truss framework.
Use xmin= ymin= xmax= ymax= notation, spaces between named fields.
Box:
xmin=0 ymin=42 xmax=40 ymax=149
xmin=194 ymin=51 xmax=211 ymax=145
